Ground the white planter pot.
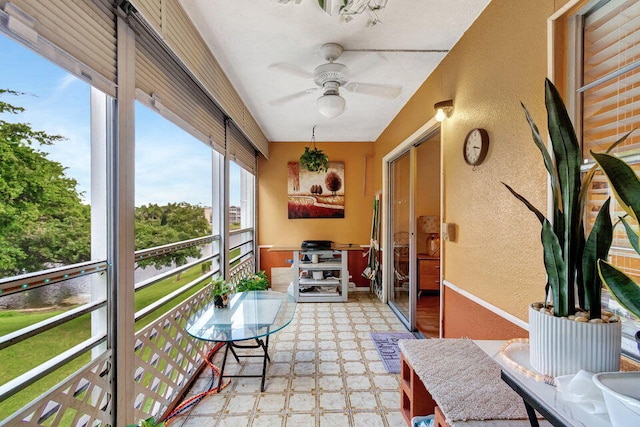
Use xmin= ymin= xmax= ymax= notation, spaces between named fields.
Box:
xmin=529 ymin=305 xmax=622 ymax=377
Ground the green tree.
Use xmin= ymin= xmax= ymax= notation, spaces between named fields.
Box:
xmin=135 ymin=202 xmax=211 ymax=279
xmin=0 ymin=89 xmax=90 ymax=277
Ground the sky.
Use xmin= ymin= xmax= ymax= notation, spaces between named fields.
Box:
xmin=1 ymin=33 xmax=241 ymax=207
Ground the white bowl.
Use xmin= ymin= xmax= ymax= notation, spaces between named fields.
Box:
xmin=593 ymin=372 xmax=640 ymax=427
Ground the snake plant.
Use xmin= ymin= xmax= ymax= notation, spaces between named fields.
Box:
xmin=593 ymin=152 xmax=640 ymax=319
xmin=502 ymin=78 xmax=630 ymax=318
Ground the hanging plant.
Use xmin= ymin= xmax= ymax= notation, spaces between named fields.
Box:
xmin=300 ymin=126 xmax=329 ymax=172
xmin=300 ymin=146 xmax=329 ymax=172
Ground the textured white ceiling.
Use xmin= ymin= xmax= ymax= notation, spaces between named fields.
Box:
xmin=179 ymin=0 xmax=491 ymax=142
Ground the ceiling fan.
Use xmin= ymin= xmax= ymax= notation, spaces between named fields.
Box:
xmin=268 ymin=42 xmax=403 ymax=119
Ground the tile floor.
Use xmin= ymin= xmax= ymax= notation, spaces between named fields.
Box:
xmin=170 ymin=292 xmax=410 ymax=427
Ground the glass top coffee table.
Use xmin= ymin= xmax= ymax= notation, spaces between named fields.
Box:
xmin=185 ymin=290 xmax=296 ymax=391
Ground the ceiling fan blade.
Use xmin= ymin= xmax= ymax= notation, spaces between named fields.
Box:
xmin=268 ymin=88 xmax=318 ymax=106
xmin=344 ymin=82 xmax=402 ymax=99
xmin=268 ymin=62 xmax=314 ymax=79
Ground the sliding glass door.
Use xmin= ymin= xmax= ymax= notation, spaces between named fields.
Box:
xmin=384 ymin=124 xmax=441 ymax=333
xmin=388 ymin=151 xmax=414 ymax=328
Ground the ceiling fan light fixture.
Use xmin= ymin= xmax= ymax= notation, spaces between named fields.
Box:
xmin=317 ymin=93 xmax=346 ymax=119
xmin=434 ymin=99 xmax=454 ymax=122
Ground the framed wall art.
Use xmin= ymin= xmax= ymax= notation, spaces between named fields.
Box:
xmin=287 ymin=162 xmax=345 ymax=219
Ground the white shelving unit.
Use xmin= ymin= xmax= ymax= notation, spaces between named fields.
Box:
xmin=292 ymin=249 xmax=348 ymax=302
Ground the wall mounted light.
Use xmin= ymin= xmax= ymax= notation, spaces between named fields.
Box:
xmin=434 ymin=99 xmax=454 ymax=122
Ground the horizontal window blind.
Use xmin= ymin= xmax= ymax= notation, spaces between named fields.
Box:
xmin=583 ymin=0 xmax=640 ymax=85
xmin=227 ymin=121 xmax=257 ymax=175
xmin=2 ymin=0 xmax=116 ymax=96
xmin=582 ymin=68 xmax=640 ymax=155
xmin=164 ymin=0 xmax=244 ymax=124
xmin=132 ymin=15 xmax=226 ymax=153
xmin=131 ymin=0 xmax=162 ymax=31
xmin=242 ymin=112 xmax=269 ymax=159
xmin=582 ymin=0 xmax=640 ymax=279
xmin=582 ymin=0 xmax=640 ymax=160
xmin=129 ymin=0 xmax=269 ymax=158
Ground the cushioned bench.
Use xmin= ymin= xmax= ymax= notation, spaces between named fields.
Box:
xmin=399 ymin=338 xmax=549 ymax=427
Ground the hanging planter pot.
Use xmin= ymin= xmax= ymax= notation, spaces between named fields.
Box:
xmin=300 ymin=146 xmax=329 ymax=172
xmin=300 ymin=125 xmax=329 ymax=172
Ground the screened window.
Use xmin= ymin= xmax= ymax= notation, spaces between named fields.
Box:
xmin=133 ymin=101 xmax=215 ymax=322
xmin=1 ymin=35 xmax=94 ymax=277
xmin=0 ymin=32 xmax=109 ymax=419
xmin=228 ymin=161 xmax=255 ymax=269
xmin=229 ymin=161 xmax=255 ymax=230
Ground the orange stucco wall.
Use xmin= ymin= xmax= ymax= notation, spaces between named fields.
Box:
xmin=258 ymin=141 xmax=374 ymax=246
xmin=257 ymin=141 xmax=375 ymax=288
xmin=373 ymin=0 xmax=569 ymax=326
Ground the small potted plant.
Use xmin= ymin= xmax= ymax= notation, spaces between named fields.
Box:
xmin=210 ymin=277 xmax=233 ymax=308
xmin=503 ymin=78 xmax=625 ymax=377
xmin=236 ymin=271 xmax=270 ymax=292
xmin=126 ymin=417 xmax=164 ymax=427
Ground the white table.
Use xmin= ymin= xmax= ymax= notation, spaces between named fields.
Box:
xmin=478 ymin=340 xmax=613 ymax=427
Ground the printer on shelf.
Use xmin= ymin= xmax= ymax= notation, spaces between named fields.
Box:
xmin=301 ymin=240 xmax=332 ymax=250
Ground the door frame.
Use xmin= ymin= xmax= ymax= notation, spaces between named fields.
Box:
xmin=382 ymin=117 xmax=442 ymax=331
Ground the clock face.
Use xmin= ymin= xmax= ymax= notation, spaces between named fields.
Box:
xmin=463 ymin=128 xmax=489 ymax=166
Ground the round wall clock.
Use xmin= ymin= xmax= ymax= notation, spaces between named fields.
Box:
xmin=463 ymin=128 xmax=489 ymax=167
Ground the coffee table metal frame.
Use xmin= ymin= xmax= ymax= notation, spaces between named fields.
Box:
xmin=185 ymin=291 xmax=296 ymax=392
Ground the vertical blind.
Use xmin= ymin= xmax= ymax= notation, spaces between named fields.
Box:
xmin=582 ymin=0 xmax=640 ymax=280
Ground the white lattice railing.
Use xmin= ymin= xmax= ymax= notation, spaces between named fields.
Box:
xmin=1 ymin=234 xmax=259 ymax=426
xmin=2 ymin=352 xmax=113 ymax=426
xmin=228 ymin=258 xmax=255 ymax=286
xmin=133 ymin=286 xmax=213 ymax=421
xmin=1 ymin=285 xmax=215 ymax=426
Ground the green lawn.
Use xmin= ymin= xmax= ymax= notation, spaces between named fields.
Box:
xmin=0 ymin=263 xmax=215 ymax=420
xmin=0 ymin=311 xmax=91 ymax=420
xmin=134 ymin=265 xmax=209 ymax=330
xmin=230 ymin=247 xmax=241 ymax=267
